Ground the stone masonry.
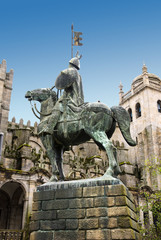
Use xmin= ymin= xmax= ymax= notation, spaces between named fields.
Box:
xmin=0 ymin=59 xmax=13 ymax=143
xmin=30 ymin=181 xmax=140 ymax=240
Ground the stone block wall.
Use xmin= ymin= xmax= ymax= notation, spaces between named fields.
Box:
xmin=0 ymin=59 xmax=13 ymax=139
xmin=30 ymin=183 xmax=140 ymax=240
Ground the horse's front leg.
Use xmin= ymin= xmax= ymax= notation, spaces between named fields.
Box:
xmin=39 ymin=134 xmax=58 ymax=181
xmin=54 ymin=145 xmax=65 ymax=181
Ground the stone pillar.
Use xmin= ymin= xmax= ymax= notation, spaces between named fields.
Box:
xmin=119 ymin=82 xmax=124 ymax=105
xmin=22 ymin=199 xmax=28 ymax=229
xmin=0 ymin=132 xmax=4 ymax=164
xmin=0 ymin=60 xmax=13 ymax=159
xmin=30 ymin=179 xmax=141 ymax=240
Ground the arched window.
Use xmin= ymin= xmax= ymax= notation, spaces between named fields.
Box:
xmin=157 ymin=100 xmax=161 ymax=113
xmin=0 ymin=190 xmax=10 ymax=229
xmin=0 ymin=182 xmax=25 ymax=230
xmin=128 ymin=108 xmax=133 ymax=122
xmin=136 ymin=103 xmax=141 ymax=118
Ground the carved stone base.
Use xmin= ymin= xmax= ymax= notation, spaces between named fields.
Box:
xmin=30 ymin=178 xmax=141 ymax=240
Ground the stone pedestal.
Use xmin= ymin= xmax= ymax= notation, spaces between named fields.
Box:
xmin=30 ymin=178 xmax=141 ymax=240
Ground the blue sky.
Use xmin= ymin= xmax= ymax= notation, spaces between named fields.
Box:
xmin=1 ymin=0 xmax=161 ymax=125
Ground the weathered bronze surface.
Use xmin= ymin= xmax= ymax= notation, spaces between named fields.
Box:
xmin=25 ymin=55 xmax=136 ymax=182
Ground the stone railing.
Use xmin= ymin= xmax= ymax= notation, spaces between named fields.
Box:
xmin=121 ymin=89 xmax=132 ymax=102
xmin=133 ymin=81 xmax=144 ymax=93
xmin=0 ymin=230 xmax=23 ymax=240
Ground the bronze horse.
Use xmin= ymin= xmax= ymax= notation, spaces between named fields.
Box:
xmin=25 ymin=88 xmax=136 ymax=181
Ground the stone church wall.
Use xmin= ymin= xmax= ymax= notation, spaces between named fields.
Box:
xmin=0 ymin=60 xmax=13 ymax=144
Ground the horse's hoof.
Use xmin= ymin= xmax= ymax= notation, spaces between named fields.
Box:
xmin=59 ymin=178 xmax=65 ymax=182
xmin=98 ymin=174 xmax=117 ymax=181
xmin=49 ymin=176 xmax=58 ymax=182
xmin=104 ymin=168 xmax=114 ymax=176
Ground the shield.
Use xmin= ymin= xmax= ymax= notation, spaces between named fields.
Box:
xmin=55 ymin=68 xmax=79 ymax=90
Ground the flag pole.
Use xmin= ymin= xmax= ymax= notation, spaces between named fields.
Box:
xmin=71 ymin=24 xmax=74 ymax=58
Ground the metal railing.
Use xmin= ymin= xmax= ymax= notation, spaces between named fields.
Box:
xmin=0 ymin=230 xmax=23 ymax=240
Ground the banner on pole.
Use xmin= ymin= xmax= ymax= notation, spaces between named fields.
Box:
xmin=73 ymin=32 xmax=83 ymax=46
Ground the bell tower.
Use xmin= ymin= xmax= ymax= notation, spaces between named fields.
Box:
xmin=118 ymin=64 xmax=161 ymax=190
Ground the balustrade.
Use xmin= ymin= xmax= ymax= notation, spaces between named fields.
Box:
xmin=0 ymin=230 xmax=23 ymax=240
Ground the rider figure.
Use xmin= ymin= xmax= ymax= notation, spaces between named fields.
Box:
xmin=39 ymin=52 xmax=84 ymax=135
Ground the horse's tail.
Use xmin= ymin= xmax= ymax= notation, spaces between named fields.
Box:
xmin=111 ymin=106 xmax=136 ymax=146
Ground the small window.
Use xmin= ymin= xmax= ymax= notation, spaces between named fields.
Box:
xmin=128 ymin=108 xmax=133 ymax=122
xmin=157 ymin=100 xmax=161 ymax=113
xmin=144 ymin=211 xmax=149 ymax=228
xmin=136 ymin=103 xmax=141 ymax=118
xmin=16 ymin=157 xmax=22 ymax=170
xmin=152 ymin=199 xmax=161 ymax=230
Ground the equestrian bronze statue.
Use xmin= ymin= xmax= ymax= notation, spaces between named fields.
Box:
xmin=25 ymin=54 xmax=136 ymax=182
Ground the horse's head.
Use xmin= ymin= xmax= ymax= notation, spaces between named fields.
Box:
xmin=25 ymin=88 xmax=57 ymax=103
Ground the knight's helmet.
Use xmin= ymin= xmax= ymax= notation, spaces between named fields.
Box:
xmin=69 ymin=51 xmax=82 ymax=70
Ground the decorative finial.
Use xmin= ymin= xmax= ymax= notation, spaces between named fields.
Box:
xmin=119 ymin=81 xmax=123 ymax=91
xmin=12 ymin=117 xmax=16 ymax=123
xmin=142 ymin=63 xmax=147 ymax=74
xmin=19 ymin=118 xmax=24 ymax=128
xmin=27 ymin=120 xmax=31 ymax=127
xmin=119 ymin=82 xmax=124 ymax=104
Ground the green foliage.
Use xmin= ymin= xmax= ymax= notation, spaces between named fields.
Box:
xmin=31 ymin=148 xmax=41 ymax=165
xmin=23 ymin=212 xmax=31 ymax=240
xmin=128 ymin=187 xmax=138 ymax=191
xmin=119 ymin=161 xmax=132 ymax=166
xmin=5 ymin=168 xmax=25 ymax=174
xmin=139 ymin=156 xmax=161 ymax=240
xmin=67 ymin=155 xmax=106 ymax=180
xmin=139 ymin=191 xmax=161 ymax=240
xmin=16 ymin=143 xmax=31 ymax=150
xmin=4 ymin=144 xmax=21 ymax=159
xmin=144 ymin=156 xmax=161 ymax=177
